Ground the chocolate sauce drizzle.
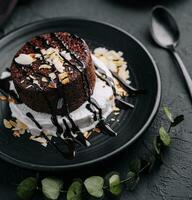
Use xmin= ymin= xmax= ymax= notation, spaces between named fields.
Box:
xmin=49 ymin=33 xmax=116 ymax=136
xmin=19 ymin=41 xmax=91 ymax=155
xmin=27 ymin=36 xmax=92 ymax=148
xmin=26 ymin=112 xmax=75 ymax=159
xmin=95 ymin=66 xmax=134 ymax=109
xmin=0 ymin=32 xmax=141 ymax=159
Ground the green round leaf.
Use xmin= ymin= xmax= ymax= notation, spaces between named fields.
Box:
xmin=109 ymin=174 xmax=122 ymax=196
xmin=159 ymin=127 xmax=171 ymax=146
xmin=129 ymin=159 xmax=141 ymax=174
xmin=84 ymin=176 xmax=104 ymax=198
xmin=105 ymin=172 xmax=122 ymax=196
xmin=67 ymin=179 xmax=82 ymax=200
xmin=41 ymin=177 xmax=63 ymax=200
xmin=125 ymin=171 xmax=140 ymax=191
xmin=16 ymin=177 xmax=37 ymax=200
xmin=163 ymin=106 xmax=174 ymax=123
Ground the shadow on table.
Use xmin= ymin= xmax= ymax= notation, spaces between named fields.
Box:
xmin=105 ymin=0 xmax=189 ymax=9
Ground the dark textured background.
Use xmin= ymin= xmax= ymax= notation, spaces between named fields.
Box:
xmin=1 ymin=0 xmax=192 ymax=199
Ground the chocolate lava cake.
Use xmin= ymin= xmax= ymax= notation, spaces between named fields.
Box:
xmin=10 ymin=32 xmax=96 ymax=115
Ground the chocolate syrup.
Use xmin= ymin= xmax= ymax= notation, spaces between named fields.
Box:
xmin=50 ymin=33 xmax=99 ymax=120
xmin=0 ymin=33 xmax=132 ymax=159
xmin=28 ymin=38 xmax=90 ymax=148
xmin=95 ymin=66 xmax=134 ymax=110
xmin=26 ymin=112 xmax=75 ymax=159
xmin=0 ymin=74 xmax=21 ymax=103
xmin=50 ymin=33 xmax=117 ymax=136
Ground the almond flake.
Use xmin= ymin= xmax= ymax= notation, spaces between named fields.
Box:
xmin=58 ymin=72 xmax=68 ymax=80
xmin=42 ymin=77 xmax=48 ymax=82
xmin=113 ymin=106 xmax=120 ymax=112
xmin=39 ymin=64 xmax=51 ymax=70
xmin=48 ymin=81 xmax=57 ymax=88
xmin=1 ymin=96 xmax=16 ymax=104
xmin=84 ymin=131 xmax=91 ymax=139
xmin=93 ymin=127 xmax=101 ymax=133
xmin=49 ymin=73 xmax=56 ymax=80
xmin=13 ymin=130 xmax=21 ymax=138
xmin=0 ymin=96 xmax=7 ymax=101
xmin=3 ymin=119 xmax=12 ymax=129
xmin=33 ymin=80 xmax=40 ymax=87
xmin=15 ymin=54 xmax=35 ymax=65
xmin=26 ymin=85 xmax=32 ymax=89
xmin=29 ymin=75 xmax=36 ymax=80
xmin=35 ymin=54 xmax=42 ymax=58
xmin=30 ymin=135 xmax=48 ymax=147
xmin=60 ymin=51 xmax=72 ymax=60
xmin=61 ymin=78 xmax=69 ymax=85
xmin=9 ymin=120 xmax=17 ymax=127
xmin=8 ymin=97 xmax=16 ymax=104
xmin=58 ymin=72 xmax=69 ymax=84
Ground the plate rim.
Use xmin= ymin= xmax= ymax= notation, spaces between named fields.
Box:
xmin=0 ymin=17 xmax=161 ymax=170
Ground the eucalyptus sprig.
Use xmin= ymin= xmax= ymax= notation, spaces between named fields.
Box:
xmin=16 ymin=106 xmax=184 ymax=200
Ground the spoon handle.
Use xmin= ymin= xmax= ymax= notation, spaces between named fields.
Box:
xmin=171 ymin=50 xmax=192 ymax=99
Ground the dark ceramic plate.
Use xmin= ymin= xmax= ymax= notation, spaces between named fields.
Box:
xmin=0 ymin=18 xmax=161 ymax=170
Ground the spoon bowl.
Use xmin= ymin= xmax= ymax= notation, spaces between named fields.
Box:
xmin=151 ymin=5 xmax=192 ymax=102
xmin=151 ymin=6 xmax=180 ymax=50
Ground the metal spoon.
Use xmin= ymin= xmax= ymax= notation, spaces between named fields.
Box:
xmin=151 ymin=6 xmax=192 ymax=100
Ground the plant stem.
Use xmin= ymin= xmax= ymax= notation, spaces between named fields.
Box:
xmin=60 ymin=189 xmax=68 ymax=193
xmin=103 ymin=162 xmax=150 ymax=189
xmin=139 ymin=162 xmax=151 ymax=174
xmin=168 ymin=123 xmax=172 ymax=133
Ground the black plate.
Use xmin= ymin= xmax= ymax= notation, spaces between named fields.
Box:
xmin=0 ymin=18 xmax=161 ymax=170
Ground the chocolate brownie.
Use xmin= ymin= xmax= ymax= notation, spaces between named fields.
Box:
xmin=10 ymin=32 xmax=96 ymax=115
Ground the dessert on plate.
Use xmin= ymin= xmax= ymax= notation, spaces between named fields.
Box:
xmin=0 ymin=32 xmax=132 ymax=158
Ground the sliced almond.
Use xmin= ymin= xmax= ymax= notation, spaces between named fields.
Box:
xmin=35 ymin=54 xmax=42 ymax=58
xmin=61 ymin=78 xmax=70 ymax=85
xmin=26 ymin=85 xmax=32 ymax=89
xmin=29 ymin=75 xmax=36 ymax=80
xmin=42 ymin=77 xmax=48 ymax=82
xmin=8 ymin=97 xmax=16 ymax=104
xmin=13 ymin=130 xmax=21 ymax=138
xmin=30 ymin=135 xmax=48 ymax=147
xmin=93 ymin=127 xmax=101 ymax=134
xmin=39 ymin=64 xmax=51 ymax=70
xmin=58 ymin=72 xmax=68 ymax=80
xmin=60 ymin=51 xmax=72 ymax=61
xmin=48 ymin=81 xmax=57 ymax=88
xmin=49 ymin=73 xmax=56 ymax=80
xmin=15 ymin=54 xmax=35 ymax=65
xmin=9 ymin=120 xmax=17 ymax=127
xmin=3 ymin=119 xmax=12 ymax=129
xmin=58 ymin=72 xmax=69 ymax=84
xmin=84 ymin=131 xmax=91 ymax=139
xmin=0 ymin=96 xmax=7 ymax=101
xmin=113 ymin=106 xmax=120 ymax=112
xmin=33 ymin=80 xmax=40 ymax=87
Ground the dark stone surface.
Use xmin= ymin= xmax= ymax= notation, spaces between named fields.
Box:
xmin=1 ymin=0 xmax=192 ymax=199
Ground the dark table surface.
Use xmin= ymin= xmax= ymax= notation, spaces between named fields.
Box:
xmin=1 ymin=0 xmax=192 ymax=199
